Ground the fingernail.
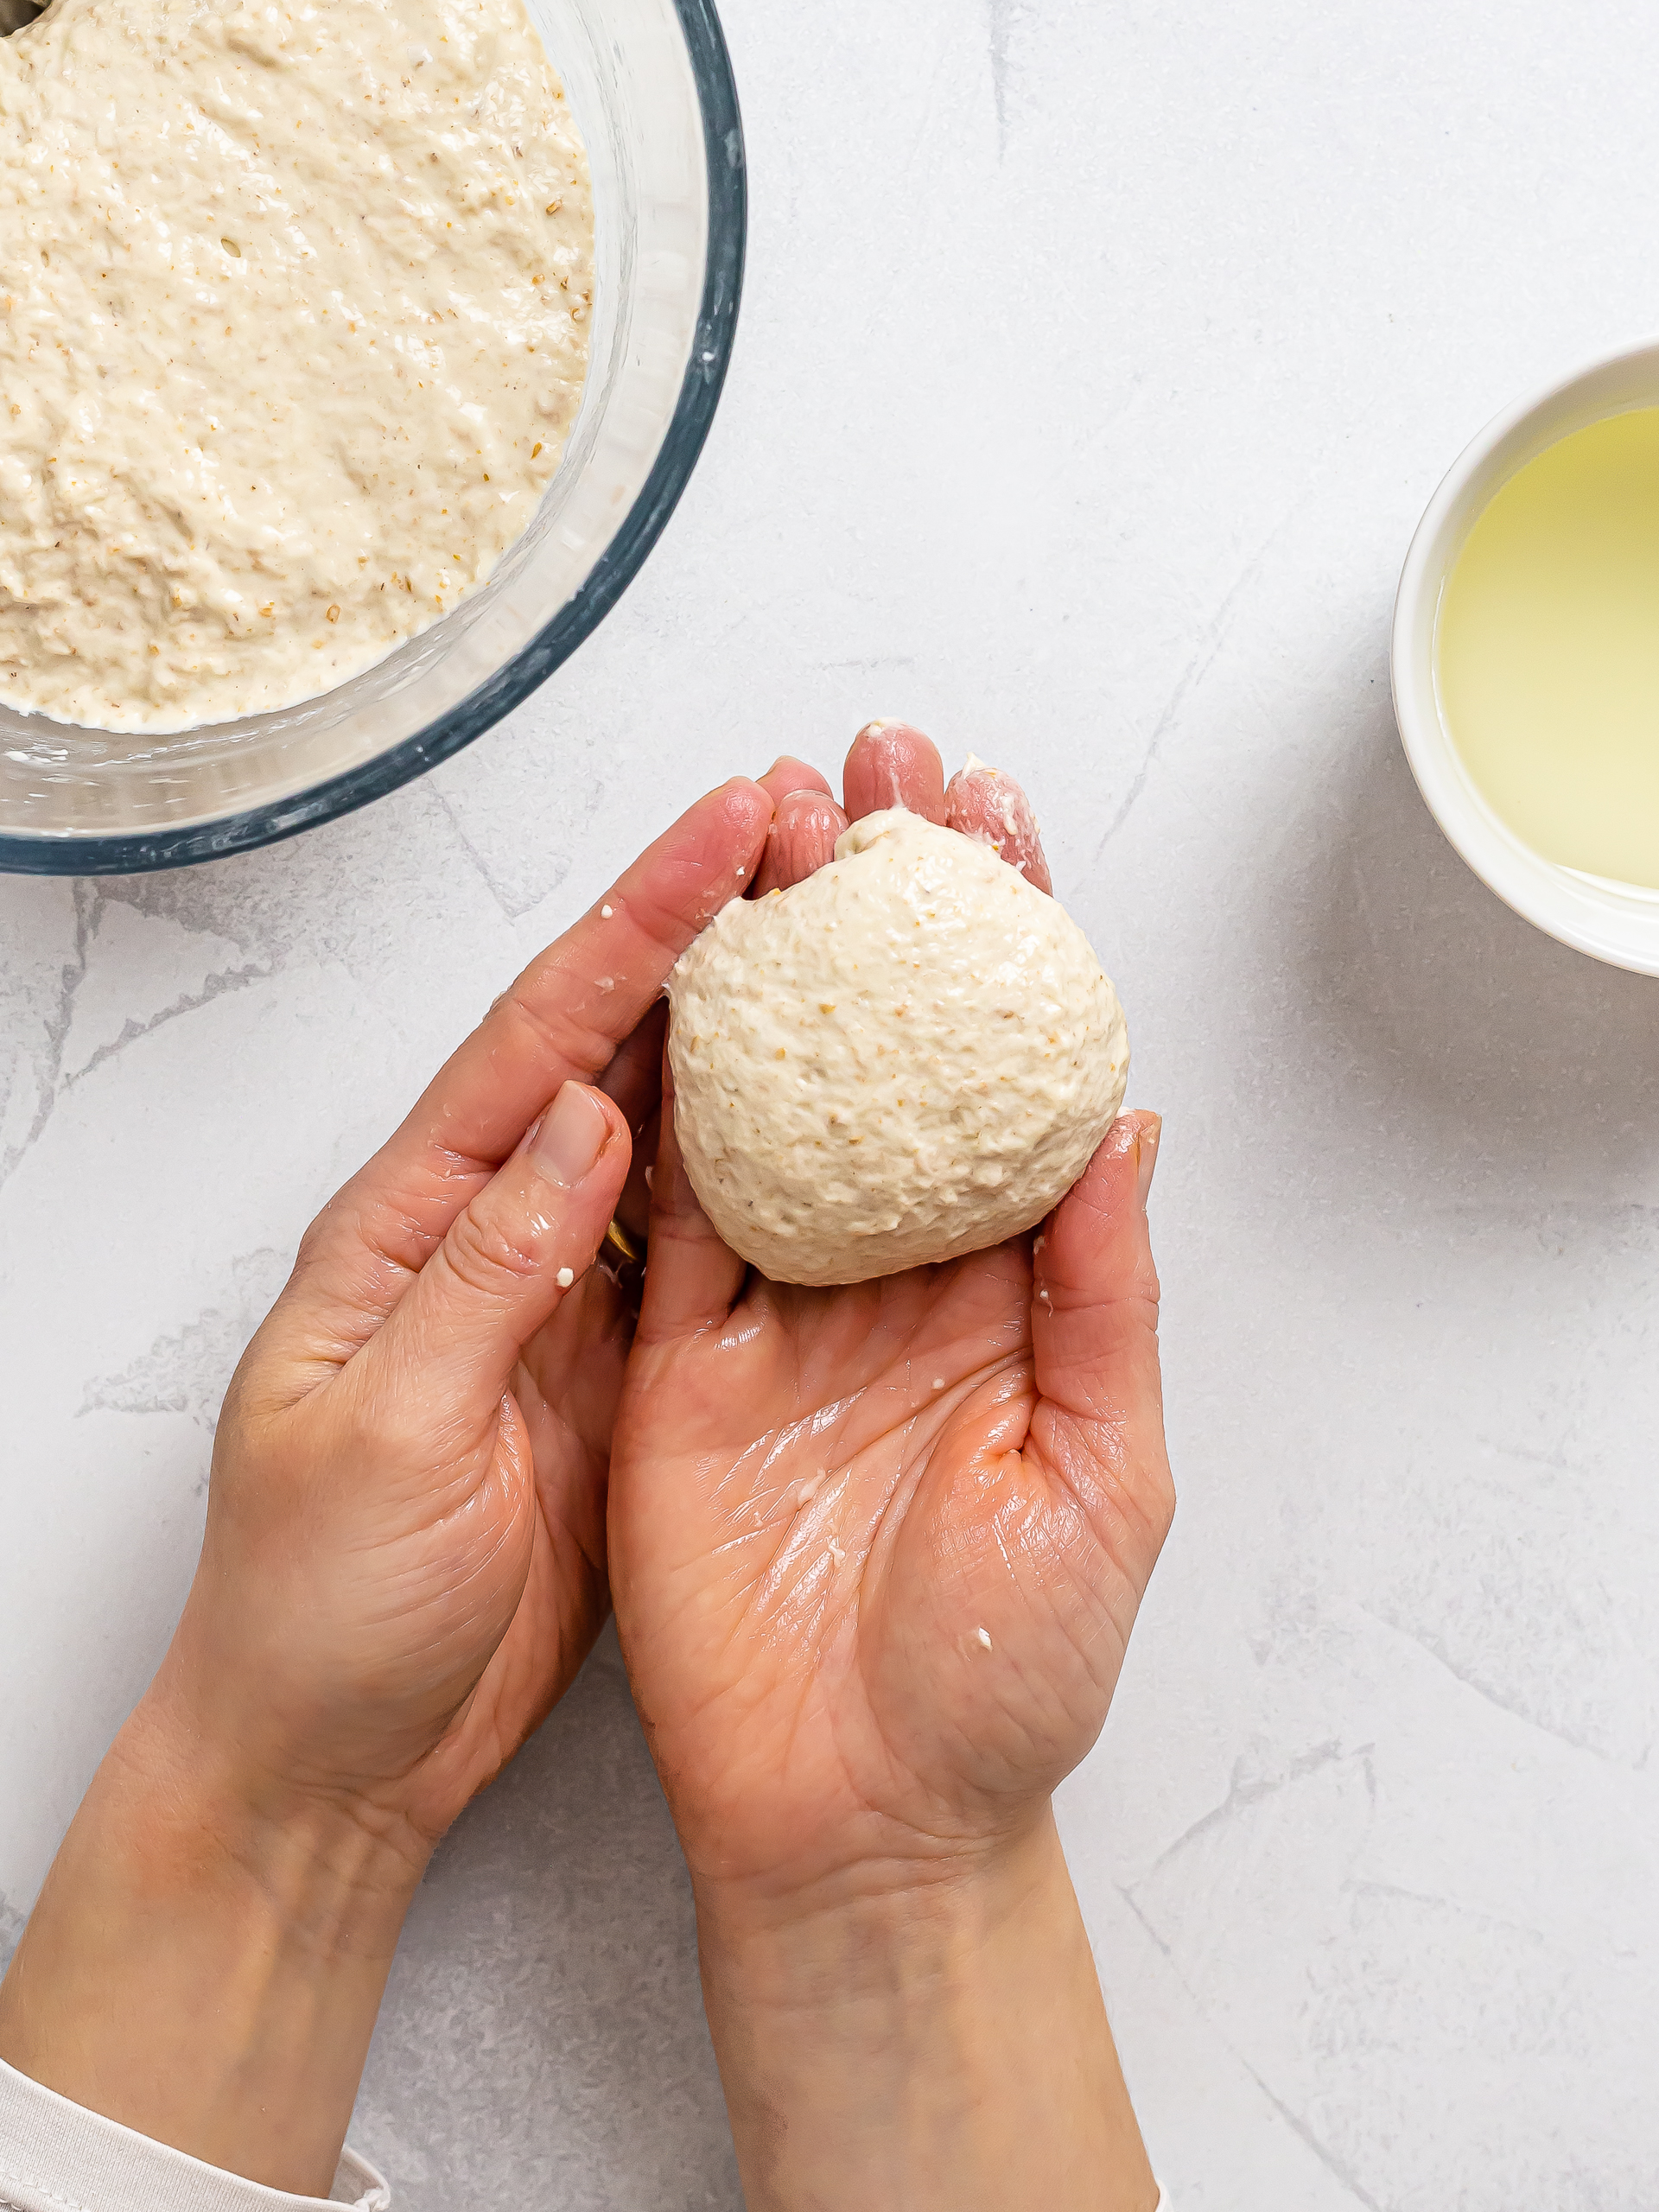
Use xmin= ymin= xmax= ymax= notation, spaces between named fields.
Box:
xmin=531 ymin=1082 xmax=609 ymax=1187
xmin=1135 ymin=1116 xmax=1163 ymax=1211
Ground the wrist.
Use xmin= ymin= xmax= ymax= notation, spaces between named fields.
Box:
xmin=0 ymin=1682 xmax=424 ymax=2195
xmin=694 ymin=1817 xmax=1052 ymax=2017
xmin=129 ymin=1648 xmax=435 ymax=1923
xmin=694 ymin=1813 xmax=1157 ymax=2212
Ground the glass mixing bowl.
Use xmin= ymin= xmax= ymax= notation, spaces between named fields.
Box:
xmin=0 ymin=0 xmax=744 ymax=874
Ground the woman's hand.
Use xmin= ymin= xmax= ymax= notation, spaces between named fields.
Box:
xmin=0 ymin=779 xmax=773 ymax=2196
xmin=611 ymin=729 xmax=1171 ymax=2212
xmin=174 ymin=779 xmax=773 ymax=1839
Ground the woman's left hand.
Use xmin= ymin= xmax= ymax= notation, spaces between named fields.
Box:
xmin=175 ymin=782 xmax=772 ymax=1839
xmin=0 ymin=778 xmax=772 ymax=2196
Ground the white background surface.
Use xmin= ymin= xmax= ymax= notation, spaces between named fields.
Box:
xmin=4 ymin=1 xmax=1659 ymax=2203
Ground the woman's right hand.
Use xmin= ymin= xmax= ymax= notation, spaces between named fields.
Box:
xmin=611 ymin=728 xmax=1172 ymax=2211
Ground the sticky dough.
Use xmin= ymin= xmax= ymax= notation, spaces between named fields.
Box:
xmin=0 ymin=0 xmax=591 ymax=732
xmin=667 ymin=809 xmax=1129 ymax=1287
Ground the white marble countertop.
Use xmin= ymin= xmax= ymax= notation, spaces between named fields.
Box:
xmin=6 ymin=0 xmax=1659 ymax=2202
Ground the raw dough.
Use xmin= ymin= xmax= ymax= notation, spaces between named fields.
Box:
xmin=0 ymin=0 xmax=591 ymax=732
xmin=667 ymin=809 xmax=1129 ymax=1287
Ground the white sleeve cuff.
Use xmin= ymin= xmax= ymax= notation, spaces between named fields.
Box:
xmin=0 ymin=2051 xmax=1162 ymax=2211
xmin=0 ymin=2058 xmax=389 ymax=2212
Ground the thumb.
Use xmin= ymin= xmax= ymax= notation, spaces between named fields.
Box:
xmin=362 ymin=1082 xmax=631 ymax=1426
xmin=636 ymin=1044 xmax=749 ymax=1345
xmin=1027 ymin=1111 xmax=1173 ymax=1586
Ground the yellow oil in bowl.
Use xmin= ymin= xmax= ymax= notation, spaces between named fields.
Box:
xmin=1436 ymin=406 xmax=1659 ymax=889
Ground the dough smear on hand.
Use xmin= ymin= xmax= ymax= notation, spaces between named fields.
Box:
xmin=666 ymin=808 xmax=1129 ymax=1287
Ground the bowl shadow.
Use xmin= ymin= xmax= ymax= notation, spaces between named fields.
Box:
xmin=1288 ymin=693 xmax=1659 ymax=1187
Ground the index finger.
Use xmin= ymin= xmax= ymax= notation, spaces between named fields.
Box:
xmin=293 ymin=779 xmax=772 ymax=1346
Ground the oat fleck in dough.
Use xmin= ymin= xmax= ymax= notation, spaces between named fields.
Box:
xmin=0 ymin=0 xmax=592 ymax=732
xmin=667 ymin=811 xmax=1130 ymax=1287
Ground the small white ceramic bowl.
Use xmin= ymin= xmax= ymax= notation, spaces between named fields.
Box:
xmin=1392 ymin=335 xmax=1659 ymax=976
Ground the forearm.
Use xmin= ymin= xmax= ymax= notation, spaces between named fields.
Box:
xmin=0 ymin=1681 xmax=424 ymax=2197
xmin=695 ymin=1810 xmax=1158 ymax=2212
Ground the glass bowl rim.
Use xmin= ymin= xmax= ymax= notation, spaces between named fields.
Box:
xmin=0 ymin=0 xmax=746 ymax=878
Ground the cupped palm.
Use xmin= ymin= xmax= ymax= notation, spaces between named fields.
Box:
xmin=611 ymin=1104 xmax=1169 ymax=1900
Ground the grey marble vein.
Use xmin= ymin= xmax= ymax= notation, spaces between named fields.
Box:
xmin=79 ymin=1249 xmax=290 ymax=1438
xmin=1363 ymin=1607 xmax=1649 ymax=1771
xmin=1116 ymin=1885 xmax=1390 ymax=2212
xmin=62 ymin=963 xmax=274 ymax=1092
xmin=1137 ymin=1738 xmax=1351 ymax=1885
xmin=1095 ymin=498 xmax=1309 ymax=861
xmin=0 ymin=883 xmax=100 ymax=1194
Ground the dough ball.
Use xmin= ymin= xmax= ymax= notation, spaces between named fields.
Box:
xmin=666 ymin=809 xmax=1129 ymax=1287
